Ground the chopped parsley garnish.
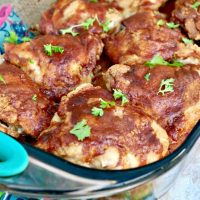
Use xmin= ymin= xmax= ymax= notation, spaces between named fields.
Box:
xmin=158 ymin=78 xmax=175 ymax=96
xmin=89 ymin=0 xmax=98 ymax=3
xmin=145 ymin=54 xmax=184 ymax=68
xmin=157 ymin=19 xmax=165 ymax=26
xmin=22 ymin=37 xmax=31 ymax=42
xmin=70 ymin=119 xmax=91 ymax=141
xmin=191 ymin=2 xmax=200 ymax=10
xmin=60 ymin=16 xmax=111 ymax=35
xmin=166 ymin=22 xmax=179 ymax=29
xmin=182 ymin=37 xmax=193 ymax=45
xmin=144 ymin=73 xmax=151 ymax=81
xmin=29 ymin=59 xmax=35 ymax=64
xmin=91 ymin=107 xmax=104 ymax=117
xmin=113 ymin=89 xmax=129 ymax=106
xmin=44 ymin=44 xmax=64 ymax=56
xmin=0 ymin=74 xmax=6 ymax=84
xmin=4 ymin=31 xmax=18 ymax=44
xmin=81 ymin=18 xmax=96 ymax=30
xmin=99 ymin=19 xmax=111 ymax=32
xmin=60 ymin=27 xmax=79 ymax=37
xmin=99 ymin=98 xmax=115 ymax=109
xmin=60 ymin=17 xmax=95 ymax=36
xmin=32 ymin=94 xmax=37 ymax=101
xmin=108 ymin=8 xmax=114 ymax=13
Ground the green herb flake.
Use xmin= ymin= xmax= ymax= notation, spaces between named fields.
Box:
xmin=0 ymin=74 xmax=6 ymax=84
xmin=157 ymin=19 xmax=165 ymax=26
xmin=89 ymin=0 xmax=98 ymax=3
xmin=144 ymin=73 xmax=151 ymax=81
xmin=158 ymin=78 xmax=175 ymax=96
xmin=81 ymin=18 xmax=96 ymax=30
xmin=99 ymin=98 xmax=115 ymax=109
xmin=60 ymin=27 xmax=79 ymax=37
xmin=191 ymin=2 xmax=200 ymax=10
xmin=32 ymin=94 xmax=37 ymax=101
xmin=113 ymin=89 xmax=129 ymax=106
xmin=144 ymin=54 xmax=184 ymax=68
xmin=29 ymin=59 xmax=35 ymax=64
xmin=182 ymin=37 xmax=193 ymax=45
xmin=100 ymin=19 xmax=111 ymax=32
xmin=70 ymin=119 xmax=91 ymax=141
xmin=22 ymin=37 xmax=31 ymax=42
xmin=91 ymin=107 xmax=104 ymax=117
xmin=44 ymin=44 xmax=64 ymax=56
xmin=4 ymin=31 xmax=18 ymax=44
xmin=108 ymin=8 xmax=115 ymax=13
xmin=166 ymin=22 xmax=180 ymax=29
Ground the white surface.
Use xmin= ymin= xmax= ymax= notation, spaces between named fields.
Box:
xmin=161 ymin=139 xmax=200 ymax=200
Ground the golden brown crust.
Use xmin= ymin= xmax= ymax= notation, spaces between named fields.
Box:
xmin=105 ymin=11 xmax=184 ymax=65
xmin=172 ymin=0 xmax=200 ymax=40
xmin=37 ymin=84 xmax=169 ymax=169
xmin=0 ymin=62 xmax=55 ymax=138
xmin=39 ymin=0 xmax=123 ymax=37
xmin=4 ymin=34 xmax=103 ymax=101
xmin=104 ymin=64 xmax=200 ymax=146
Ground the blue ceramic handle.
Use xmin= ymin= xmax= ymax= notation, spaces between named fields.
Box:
xmin=0 ymin=132 xmax=29 ymax=177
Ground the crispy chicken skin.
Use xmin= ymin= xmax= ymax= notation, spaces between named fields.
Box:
xmin=114 ymin=0 xmax=168 ymax=17
xmin=37 ymin=84 xmax=169 ymax=169
xmin=104 ymin=64 xmax=200 ymax=147
xmin=0 ymin=63 xmax=55 ymax=138
xmin=4 ymin=34 xmax=103 ymax=101
xmin=105 ymin=11 xmax=200 ymax=66
xmin=39 ymin=0 xmax=123 ymax=37
xmin=172 ymin=0 xmax=200 ymax=40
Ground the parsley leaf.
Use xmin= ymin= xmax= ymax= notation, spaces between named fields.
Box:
xmin=99 ymin=98 xmax=115 ymax=109
xmin=29 ymin=59 xmax=35 ymax=64
xmin=91 ymin=107 xmax=104 ymax=117
xmin=191 ymin=2 xmax=200 ymax=10
xmin=32 ymin=94 xmax=37 ymax=101
xmin=144 ymin=73 xmax=151 ymax=81
xmin=182 ymin=37 xmax=193 ymax=45
xmin=89 ymin=0 xmax=98 ymax=3
xmin=158 ymin=78 xmax=175 ymax=96
xmin=70 ymin=119 xmax=91 ymax=141
xmin=81 ymin=18 xmax=96 ymax=30
xmin=157 ymin=19 xmax=165 ymax=26
xmin=4 ymin=31 xmax=18 ymax=44
xmin=60 ymin=27 xmax=79 ymax=37
xmin=0 ymin=74 xmax=6 ymax=84
xmin=166 ymin=22 xmax=179 ymax=29
xmin=113 ymin=89 xmax=129 ymax=106
xmin=145 ymin=54 xmax=184 ymax=68
xmin=44 ymin=44 xmax=64 ymax=56
xmin=99 ymin=19 xmax=111 ymax=32
xmin=22 ymin=37 xmax=31 ymax=42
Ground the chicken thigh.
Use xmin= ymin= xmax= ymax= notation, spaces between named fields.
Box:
xmin=37 ymin=84 xmax=169 ymax=169
xmin=4 ymin=34 xmax=103 ymax=101
xmin=0 ymin=62 xmax=55 ymax=138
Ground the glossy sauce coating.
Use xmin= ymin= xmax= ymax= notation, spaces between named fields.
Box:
xmin=37 ymin=84 xmax=169 ymax=169
xmin=105 ymin=64 xmax=200 ymax=147
xmin=4 ymin=34 xmax=103 ymax=101
xmin=0 ymin=63 xmax=55 ymax=138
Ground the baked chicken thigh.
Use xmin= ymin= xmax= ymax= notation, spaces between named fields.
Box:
xmin=105 ymin=11 xmax=200 ymax=66
xmin=172 ymin=0 xmax=200 ymax=40
xmin=0 ymin=63 xmax=54 ymax=138
xmin=37 ymin=84 xmax=169 ymax=169
xmin=39 ymin=0 xmax=123 ymax=37
xmin=104 ymin=64 xmax=200 ymax=150
xmin=4 ymin=34 xmax=103 ymax=101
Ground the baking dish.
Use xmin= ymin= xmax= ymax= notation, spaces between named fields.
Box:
xmin=0 ymin=121 xmax=199 ymax=199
